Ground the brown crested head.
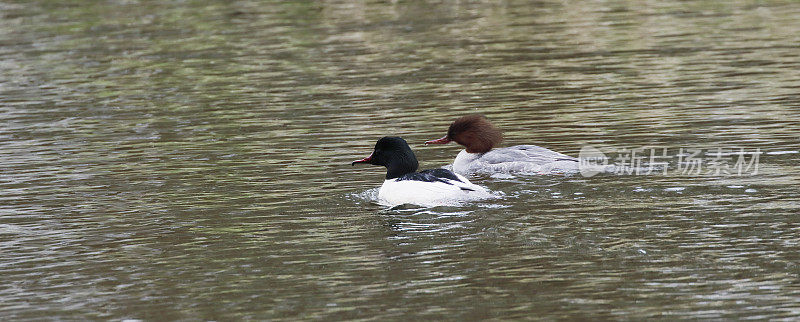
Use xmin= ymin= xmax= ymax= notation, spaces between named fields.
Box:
xmin=446 ymin=114 xmax=503 ymax=153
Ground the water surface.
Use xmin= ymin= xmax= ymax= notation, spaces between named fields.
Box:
xmin=1 ymin=0 xmax=799 ymax=319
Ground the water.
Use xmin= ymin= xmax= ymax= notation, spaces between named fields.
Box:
xmin=2 ymin=0 xmax=799 ymax=319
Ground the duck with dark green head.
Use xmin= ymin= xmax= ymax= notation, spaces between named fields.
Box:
xmin=353 ymin=137 xmax=496 ymax=206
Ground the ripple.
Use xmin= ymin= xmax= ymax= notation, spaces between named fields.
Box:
xmin=1 ymin=0 xmax=800 ymax=320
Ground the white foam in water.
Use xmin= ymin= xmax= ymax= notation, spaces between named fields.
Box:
xmin=480 ymin=203 xmax=511 ymax=209
xmin=765 ymin=150 xmax=798 ymax=155
xmin=490 ymin=173 xmax=515 ymax=179
xmin=0 ymin=224 xmax=34 ymax=235
xmin=349 ymin=187 xmax=380 ymax=204
xmin=665 ymin=187 xmax=685 ymax=192
xmin=726 ymin=185 xmax=745 ymax=188
xmin=745 ymin=188 xmax=758 ymax=193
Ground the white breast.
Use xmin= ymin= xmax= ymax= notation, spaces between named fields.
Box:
xmin=452 ymin=150 xmax=483 ymax=174
xmin=377 ymin=173 xmax=496 ymax=207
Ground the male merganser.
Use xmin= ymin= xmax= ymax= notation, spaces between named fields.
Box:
xmin=425 ymin=115 xmax=580 ymax=175
xmin=352 ymin=136 xmax=496 ymax=206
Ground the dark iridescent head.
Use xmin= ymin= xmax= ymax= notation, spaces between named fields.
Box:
xmin=425 ymin=114 xmax=503 ymax=153
xmin=352 ymin=137 xmax=419 ymax=179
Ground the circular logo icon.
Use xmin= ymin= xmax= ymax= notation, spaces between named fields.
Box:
xmin=578 ymin=145 xmax=608 ymax=177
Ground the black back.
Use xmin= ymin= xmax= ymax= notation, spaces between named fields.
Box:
xmin=396 ymin=168 xmax=464 ymax=185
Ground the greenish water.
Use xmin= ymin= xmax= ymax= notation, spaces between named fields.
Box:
xmin=1 ymin=0 xmax=799 ymax=319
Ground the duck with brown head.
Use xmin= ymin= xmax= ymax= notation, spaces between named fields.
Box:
xmin=425 ymin=115 xmax=579 ymax=175
xmin=426 ymin=115 xmax=504 ymax=153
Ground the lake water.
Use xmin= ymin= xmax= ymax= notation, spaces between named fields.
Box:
xmin=1 ymin=0 xmax=799 ymax=319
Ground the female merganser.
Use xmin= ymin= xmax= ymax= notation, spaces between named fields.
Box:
xmin=352 ymin=136 xmax=496 ymax=206
xmin=425 ymin=115 xmax=579 ymax=175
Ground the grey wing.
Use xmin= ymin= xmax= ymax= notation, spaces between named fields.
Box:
xmin=483 ymin=145 xmax=577 ymax=165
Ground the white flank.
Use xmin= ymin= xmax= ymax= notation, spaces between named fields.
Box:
xmin=377 ymin=173 xmax=496 ymax=207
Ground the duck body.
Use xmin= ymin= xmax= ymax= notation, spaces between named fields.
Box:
xmin=426 ymin=115 xmax=579 ymax=175
xmin=378 ymin=168 xmax=493 ymax=206
xmin=353 ymin=137 xmax=495 ymax=207
xmin=453 ymin=145 xmax=579 ymax=175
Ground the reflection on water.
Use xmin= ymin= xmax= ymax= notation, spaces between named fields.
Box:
xmin=1 ymin=0 xmax=799 ymax=319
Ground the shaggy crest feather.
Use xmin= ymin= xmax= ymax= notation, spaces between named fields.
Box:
xmin=447 ymin=115 xmax=503 ymax=153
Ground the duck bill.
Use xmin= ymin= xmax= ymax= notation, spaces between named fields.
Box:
xmin=424 ymin=135 xmax=452 ymax=145
xmin=351 ymin=153 xmax=373 ymax=165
